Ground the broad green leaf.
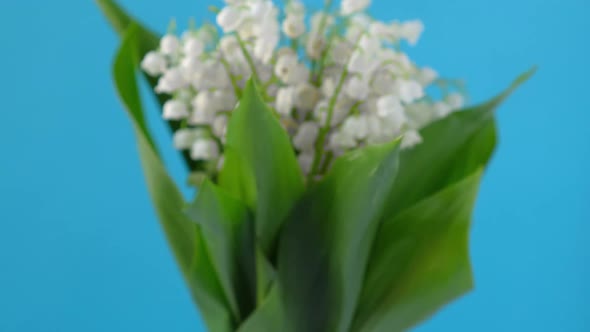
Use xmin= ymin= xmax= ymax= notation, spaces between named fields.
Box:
xmin=352 ymin=169 xmax=484 ymax=332
xmin=96 ymin=0 xmax=196 ymax=169
xmin=219 ymin=79 xmax=305 ymax=254
xmin=237 ymin=286 xmax=285 ymax=332
xmin=113 ymin=25 xmax=232 ymax=332
xmin=278 ymin=140 xmax=402 ymax=332
xmin=186 ymin=180 xmax=257 ymax=322
xmin=383 ymin=68 xmax=536 ymax=217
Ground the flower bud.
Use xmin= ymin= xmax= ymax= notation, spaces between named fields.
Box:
xmin=293 ymin=122 xmax=320 ymax=151
xmin=183 ymin=37 xmax=205 ymax=57
xmin=173 ymin=128 xmax=199 ymax=150
xmin=190 ymin=139 xmax=220 ymax=160
xmin=401 ymin=129 xmax=423 ymax=149
xmin=283 ymin=15 xmax=306 ymax=38
xmin=163 ymin=100 xmax=189 ymax=120
xmin=341 ymin=0 xmax=371 ymax=16
xmin=141 ymin=51 xmax=167 ymax=76
xmin=160 ymin=34 xmax=180 ymax=55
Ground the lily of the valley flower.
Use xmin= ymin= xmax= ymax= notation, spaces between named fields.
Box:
xmin=141 ymin=0 xmax=465 ymax=172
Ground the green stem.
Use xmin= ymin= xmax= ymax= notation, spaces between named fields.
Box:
xmin=307 ymin=66 xmax=349 ymax=182
xmin=235 ymin=34 xmax=261 ymax=84
xmin=307 ymin=32 xmax=366 ymax=182
xmin=220 ymin=56 xmax=242 ymax=99
xmin=309 ymin=0 xmax=334 ymax=83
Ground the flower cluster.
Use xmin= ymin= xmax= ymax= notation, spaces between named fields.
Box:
xmin=141 ymin=0 xmax=466 ymax=177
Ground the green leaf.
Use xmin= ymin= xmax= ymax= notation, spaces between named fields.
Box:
xmin=113 ymin=24 xmax=232 ymax=332
xmin=219 ymin=79 xmax=305 ymax=254
xmin=186 ymin=180 xmax=257 ymax=323
xmin=96 ymin=0 xmax=196 ymax=169
xmin=237 ymin=286 xmax=285 ymax=332
xmin=383 ymin=68 xmax=536 ymax=217
xmin=352 ymin=169 xmax=484 ymax=332
xmin=278 ymin=140 xmax=402 ymax=332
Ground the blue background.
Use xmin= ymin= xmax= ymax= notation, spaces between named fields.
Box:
xmin=0 ymin=0 xmax=587 ymax=331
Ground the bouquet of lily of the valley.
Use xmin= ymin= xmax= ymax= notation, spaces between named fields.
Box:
xmin=97 ymin=0 xmax=533 ymax=330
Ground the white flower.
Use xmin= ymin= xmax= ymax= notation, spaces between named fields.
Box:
xmin=369 ymin=71 xmax=391 ymax=94
xmin=310 ymin=12 xmax=334 ymax=31
xmin=144 ymin=4 xmax=458 ymax=176
xmin=190 ymin=138 xmax=220 ymax=160
xmin=276 ymin=87 xmax=295 ymax=116
xmin=286 ymin=0 xmax=305 ymax=16
xmin=183 ymin=37 xmax=205 ymax=57
xmin=341 ymin=0 xmax=371 ymax=16
xmin=191 ymin=61 xmax=230 ymax=90
xmin=306 ymin=33 xmax=325 ymax=60
xmin=330 ymin=130 xmax=357 ymax=150
xmin=213 ymin=90 xmax=238 ymax=111
xmin=141 ymin=51 xmax=167 ymax=76
xmin=345 ymin=75 xmax=370 ymax=100
xmin=417 ymin=67 xmax=438 ymax=86
xmin=155 ymin=68 xmax=187 ymax=93
xmin=376 ymin=95 xmax=405 ymax=124
xmin=294 ymin=83 xmax=320 ymax=111
xmin=275 ymin=53 xmax=299 ymax=81
xmin=297 ymin=153 xmax=314 ymax=175
xmin=285 ymin=63 xmax=310 ymax=85
xmin=190 ymin=91 xmax=219 ymax=125
xmin=347 ymin=50 xmax=368 ymax=73
xmin=446 ymin=93 xmax=465 ymax=110
xmin=283 ymin=15 xmax=306 ymax=38
xmin=330 ymin=40 xmax=354 ymax=66
xmin=401 ymin=129 xmax=423 ymax=149
xmin=341 ymin=115 xmax=368 ymax=140
xmin=433 ymin=101 xmax=452 ymax=118
xmin=212 ymin=115 xmax=228 ymax=139
xmin=193 ymin=90 xmax=220 ymax=112
xmin=160 ymin=34 xmax=180 ymax=55
xmin=163 ymin=100 xmax=189 ymax=120
xmin=219 ymin=35 xmax=241 ymax=57
xmin=395 ymin=79 xmax=424 ymax=103
xmin=293 ymin=122 xmax=320 ymax=151
xmin=173 ymin=128 xmax=199 ymax=150
xmin=400 ymin=20 xmax=424 ymax=46
xmin=217 ymin=6 xmax=247 ymax=33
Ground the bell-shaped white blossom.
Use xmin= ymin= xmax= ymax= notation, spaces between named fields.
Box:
xmin=293 ymin=122 xmax=319 ymax=151
xmin=183 ymin=36 xmax=205 ymax=57
xmin=156 ymin=68 xmax=187 ymax=94
xmin=341 ymin=0 xmax=371 ymax=16
xmin=376 ymin=95 xmax=405 ymax=122
xmin=275 ymin=53 xmax=299 ymax=82
xmin=217 ymin=6 xmax=247 ymax=33
xmin=276 ymin=87 xmax=295 ymax=116
xmin=163 ymin=100 xmax=189 ymax=120
xmin=173 ymin=128 xmax=199 ymax=150
xmin=283 ymin=15 xmax=306 ymax=38
xmin=401 ymin=129 xmax=423 ymax=149
xmin=141 ymin=51 xmax=167 ymax=76
xmin=395 ymin=79 xmax=425 ymax=103
xmin=306 ymin=33 xmax=325 ymax=60
xmin=446 ymin=93 xmax=465 ymax=110
xmin=294 ymin=83 xmax=320 ymax=111
xmin=160 ymin=34 xmax=181 ymax=55
xmin=190 ymin=138 xmax=220 ymax=160
xmin=297 ymin=153 xmax=314 ymax=175
xmin=400 ymin=20 xmax=424 ymax=46
xmin=417 ymin=67 xmax=438 ymax=86
xmin=346 ymin=75 xmax=370 ymax=100
xmin=212 ymin=115 xmax=228 ymax=139
xmin=330 ymin=129 xmax=357 ymax=150
xmin=142 ymin=4 xmax=463 ymax=176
